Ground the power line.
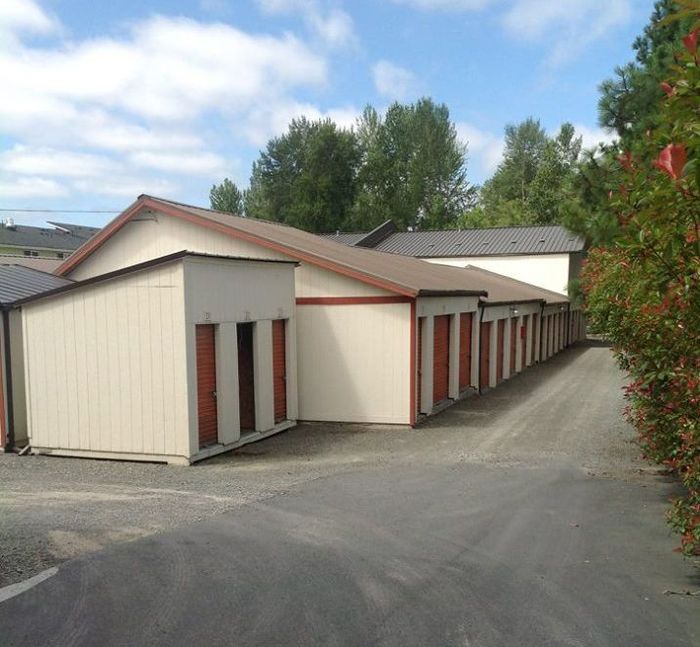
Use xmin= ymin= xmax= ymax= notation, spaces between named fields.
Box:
xmin=0 ymin=208 xmax=120 ymax=214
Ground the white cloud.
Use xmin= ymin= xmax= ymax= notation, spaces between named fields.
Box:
xmin=0 ymin=176 xmax=69 ymax=198
xmin=0 ymin=9 xmax=334 ymax=201
xmin=256 ymin=0 xmax=357 ymax=49
xmin=72 ymin=176 xmax=177 ymax=198
xmin=570 ymin=124 xmax=616 ymax=151
xmin=0 ymin=0 xmax=57 ymax=36
xmin=372 ymin=60 xmax=418 ymax=101
xmin=389 ymin=0 xmax=631 ymax=64
xmin=0 ymin=145 xmax=118 ymax=178
xmin=455 ymin=122 xmax=504 ymax=181
xmin=243 ymin=101 xmax=361 ymax=146
xmin=128 ymin=151 xmax=227 ymax=175
xmin=501 ymin=0 xmax=632 ymax=65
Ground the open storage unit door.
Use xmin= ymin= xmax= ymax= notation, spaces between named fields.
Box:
xmin=196 ymin=324 xmax=218 ymax=449
xmin=479 ymin=321 xmax=491 ymax=391
xmin=237 ymin=323 xmax=256 ymax=432
xmin=272 ymin=320 xmax=287 ymax=423
xmin=458 ymin=313 xmax=472 ymax=391
xmin=496 ymin=319 xmax=505 ymax=383
xmin=433 ymin=315 xmax=450 ymax=405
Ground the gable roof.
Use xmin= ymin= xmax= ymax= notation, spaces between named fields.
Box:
xmin=0 ymin=221 xmax=98 ymax=252
xmin=325 ymin=224 xmax=585 ymax=257
xmin=0 ymin=264 xmax=73 ymax=307
xmin=58 ymin=195 xmax=569 ymax=306
xmin=57 ymin=196 xmax=489 ymax=298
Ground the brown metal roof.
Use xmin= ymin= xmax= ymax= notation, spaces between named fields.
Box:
xmin=60 ymin=195 xmax=570 ymax=305
xmin=61 ymin=196 xmax=488 ymax=298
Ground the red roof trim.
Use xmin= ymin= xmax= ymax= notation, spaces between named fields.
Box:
xmin=296 ymin=296 xmax=412 ymax=305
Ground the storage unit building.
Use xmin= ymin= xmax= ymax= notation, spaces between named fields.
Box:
xmin=0 ymin=265 xmax=72 ymax=451
xmin=323 ymin=222 xmax=586 ymax=296
xmin=20 ymin=251 xmax=298 ymax=464
xmin=56 ymin=195 xmax=506 ymax=426
xmin=466 ymin=266 xmax=572 ymax=391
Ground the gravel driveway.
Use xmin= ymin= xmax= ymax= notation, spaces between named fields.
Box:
xmin=0 ymin=341 xmax=669 ymax=588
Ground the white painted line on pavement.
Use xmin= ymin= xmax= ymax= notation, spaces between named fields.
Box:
xmin=0 ymin=567 xmax=58 ymax=603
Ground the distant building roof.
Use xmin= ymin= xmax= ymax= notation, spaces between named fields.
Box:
xmin=0 ymin=265 xmax=73 ymax=306
xmin=47 ymin=221 xmax=101 ymax=240
xmin=0 ymin=255 xmax=63 ymax=273
xmin=0 ymin=220 xmax=100 ymax=252
xmin=324 ymin=223 xmax=585 ymax=257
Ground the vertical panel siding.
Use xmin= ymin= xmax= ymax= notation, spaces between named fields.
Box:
xmin=24 ymin=264 xmax=189 ymax=458
xmin=296 ymin=303 xmax=411 ymax=424
xmin=509 ymin=318 xmax=517 ymax=374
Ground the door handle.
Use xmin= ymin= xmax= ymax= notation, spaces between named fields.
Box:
xmin=212 ymin=391 xmax=217 ymax=400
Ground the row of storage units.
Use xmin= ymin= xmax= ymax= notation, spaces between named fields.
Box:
xmin=414 ymin=292 xmax=581 ymax=418
xmin=1 ymin=195 xmax=585 ymax=464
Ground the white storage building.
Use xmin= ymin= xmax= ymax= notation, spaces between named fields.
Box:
xmin=19 ymin=251 xmax=298 ymax=464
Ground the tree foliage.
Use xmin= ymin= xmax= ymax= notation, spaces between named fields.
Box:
xmin=244 ymin=117 xmax=360 ymax=233
xmin=353 ymin=99 xmax=476 ymax=231
xmin=598 ymin=0 xmax=694 ymax=148
xmin=209 ymin=178 xmax=244 ymax=215
xmin=582 ymin=7 xmax=700 ymax=555
xmin=470 ymin=118 xmax=582 ymax=227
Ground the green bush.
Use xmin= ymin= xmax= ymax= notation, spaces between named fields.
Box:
xmin=581 ymin=11 xmax=700 ymax=556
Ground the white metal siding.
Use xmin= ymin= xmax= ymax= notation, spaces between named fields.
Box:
xmin=296 ymin=302 xmax=411 ymax=424
xmin=24 ymin=263 xmax=189 ymax=459
xmin=425 ymin=254 xmax=571 ymax=295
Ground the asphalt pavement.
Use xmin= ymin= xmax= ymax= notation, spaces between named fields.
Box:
xmin=1 ymin=342 xmax=698 ymax=646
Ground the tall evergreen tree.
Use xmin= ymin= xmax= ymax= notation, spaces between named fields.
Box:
xmin=210 ymin=178 xmax=244 ymax=214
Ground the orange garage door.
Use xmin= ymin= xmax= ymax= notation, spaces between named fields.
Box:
xmin=433 ymin=315 xmax=450 ymax=404
xmin=196 ymin=324 xmax=218 ymax=448
xmin=458 ymin=313 xmax=472 ymax=391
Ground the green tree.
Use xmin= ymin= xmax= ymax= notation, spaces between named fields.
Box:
xmin=353 ymin=98 xmax=475 ymax=230
xmin=244 ymin=117 xmax=360 ymax=233
xmin=210 ymin=178 xmax=244 ymax=214
xmin=598 ymin=0 xmax=694 ymax=147
xmin=476 ymin=119 xmax=582 ymax=226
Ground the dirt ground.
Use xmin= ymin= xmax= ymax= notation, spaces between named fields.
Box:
xmin=0 ymin=341 xmax=667 ymax=587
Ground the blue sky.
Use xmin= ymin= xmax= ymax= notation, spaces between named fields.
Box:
xmin=0 ymin=0 xmax=651 ymax=227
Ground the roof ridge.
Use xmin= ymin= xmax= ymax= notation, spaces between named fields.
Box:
xmin=140 ymin=194 xmax=299 ymax=230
